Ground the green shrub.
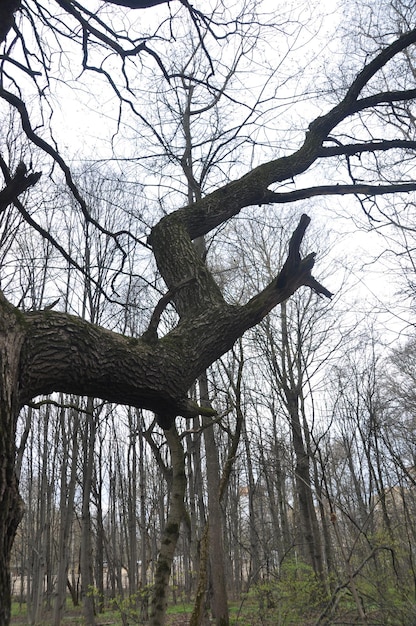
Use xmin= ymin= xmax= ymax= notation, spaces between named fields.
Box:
xmin=251 ymin=559 xmax=325 ymax=625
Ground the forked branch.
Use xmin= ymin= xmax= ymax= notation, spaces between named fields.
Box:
xmin=0 ymin=160 xmax=41 ymax=213
xmin=243 ymin=214 xmax=332 ymax=327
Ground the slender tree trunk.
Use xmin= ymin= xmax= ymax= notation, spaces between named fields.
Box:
xmin=189 ymin=522 xmax=210 ymax=626
xmin=112 ymin=436 xmax=126 ymax=598
xmin=184 ymin=430 xmax=196 ymax=600
xmin=80 ymin=399 xmax=96 ymax=625
xmin=94 ymin=490 xmax=105 ymax=614
xmin=289 ymin=389 xmax=323 ymax=575
xmin=54 ymin=403 xmax=80 ymax=625
xmin=191 ymin=212 xmax=229 ymax=624
xmin=108 ymin=453 xmax=118 ymax=600
xmin=149 ymin=424 xmax=186 ymax=626
xmin=94 ymin=433 xmax=105 ymax=615
xmin=227 ymin=473 xmax=242 ymax=597
xmin=25 ymin=427 xmax=35 ymax=621
xmin=127 ymin=408 xmax=138 ymax=596
xmin=312 ymin=452 xmax=333 ymax=582
xmin=28 ymin=407 xmax=49 ymax=626
xmin=280 ymin=302 xmax=324 ymax=580
xmin=243 ymin=424 xmax=260 ymax=587
xmin=138 ymin=411 xmax=149 ymax=620
xmin=200 ymin=373 xmax=229 ymax=626
xmin=192 ymin=340 xmax=244 ymax=623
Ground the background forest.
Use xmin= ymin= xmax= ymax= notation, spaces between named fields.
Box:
xmin=3 ymin=0 xmax=416 ymax=625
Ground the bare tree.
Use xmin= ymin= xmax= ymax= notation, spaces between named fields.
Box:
xmin=3 ymin=3 xmax=416 ymax=625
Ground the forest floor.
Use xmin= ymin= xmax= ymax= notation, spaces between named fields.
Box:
xmin=10 ymin=602 xmax=378 ymax=625
xmin=9 ymin=612 xmax=258 ymax=625
xmin=11 ymin=607 xmax=193 ymax=625
xmin=10 ymin=601 xmax=286 ymax=625
xmin=10 ymin=593 xmax=409 ymax=624
xmin=11 ymin=604 xmax=192 ymax=625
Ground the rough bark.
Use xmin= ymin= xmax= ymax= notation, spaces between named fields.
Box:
xmin=0 ymin=296 xmax=26 ymax=626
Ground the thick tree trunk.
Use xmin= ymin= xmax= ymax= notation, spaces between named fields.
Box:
xmin=0 ymin=297 xmax=25 ymax=626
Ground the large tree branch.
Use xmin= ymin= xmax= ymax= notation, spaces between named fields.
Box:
xmin=345 ymin=31 xmax=416 ymax=101
xmin=15 ymin=216 xmax=326 ymax=428
xmin=18 ymin=306 xmax=198 ymax=420
xmin=242 ymin=214 xmax=332 ymax=325
xmin=350 ymin=88 xmax=416 ymax=113
xmin=148 ymin=214 xmax=225 ymax=315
